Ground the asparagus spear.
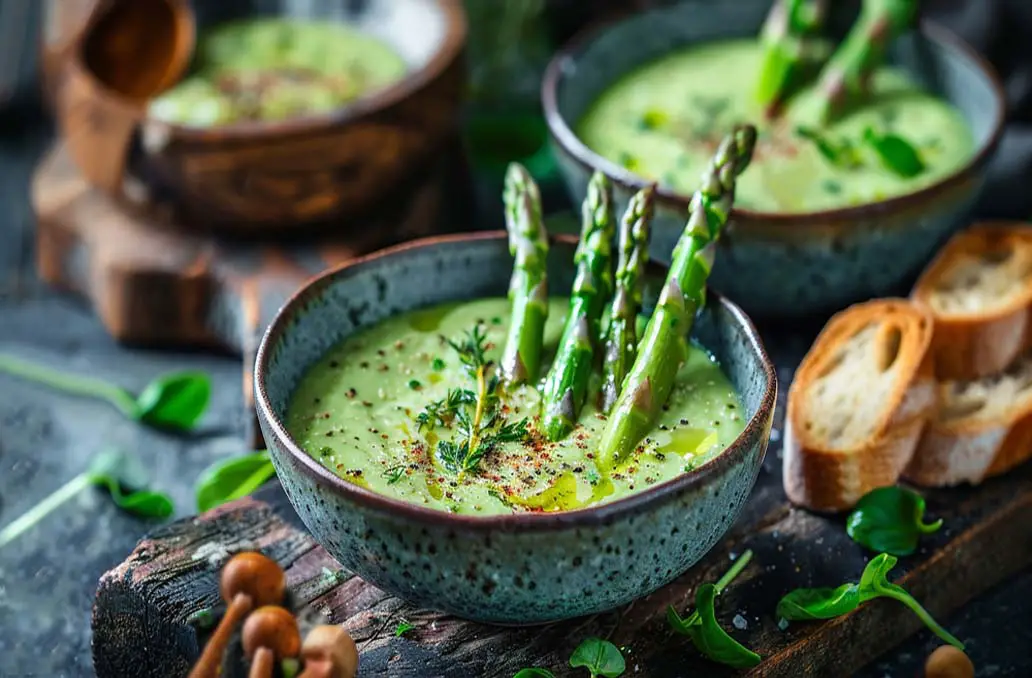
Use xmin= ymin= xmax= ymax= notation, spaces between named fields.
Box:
xmin=755 ymin=0 xmax=831 ymax=117
xmin=500 ymin=163 xmax=550 ymax=386
xmin=597 ymin=125 xmax=757 ymax=470
xmin=540 ymin=171 xmax=615 ymax=441
xmin=813 ymin=0 xmax=917 ymax=122
xmin=599 ymin=185 xmax=654 ymax=414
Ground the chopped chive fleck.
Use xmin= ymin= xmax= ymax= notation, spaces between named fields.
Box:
xmin=491 ymin=317 xmax=502 ymax=325
xmin=431 ymin=357 xmax=446 ymax=371
xmin=618 ymin=151 xmax=640 ymax=172
xmin=319 ymin=447 xmax=334 ymax=457
xmin=822 ymin=179 xmax=843 ymax=195
xmin=408 ymin=379 xmax=422 ymax=390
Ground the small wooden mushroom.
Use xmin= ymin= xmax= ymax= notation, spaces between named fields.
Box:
xmin=241 ymin=606 xmax=303 ymax=678
xmin=187 ymin=552 xmax=287 ymax=678
xmin=298 ymin=625 xmax=359 ymax=678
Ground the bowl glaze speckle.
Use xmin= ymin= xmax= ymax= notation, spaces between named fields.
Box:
xmin=254 ymin=232 xmax=776 ymax=624
xmin=542 ymin=0 xmax=1005 ymax=317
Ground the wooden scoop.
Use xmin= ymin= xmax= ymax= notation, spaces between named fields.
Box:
xmin=56 ymin=0 xmax=194 ymax=196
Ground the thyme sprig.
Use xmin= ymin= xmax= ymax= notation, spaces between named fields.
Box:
xmin=416 ymin=325 xmax=529 ymax=479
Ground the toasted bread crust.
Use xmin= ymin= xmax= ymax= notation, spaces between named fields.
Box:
xmin=911 ymin=223 xmax=1032 ymax=381
xmin=783 ymin=299 xmax=936 ymax=511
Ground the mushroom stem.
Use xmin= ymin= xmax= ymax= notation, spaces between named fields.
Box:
xmin=187 ymin=593 xmax=254 ymax=678
xmin=249 ymin=647 xmax=276 ymax=678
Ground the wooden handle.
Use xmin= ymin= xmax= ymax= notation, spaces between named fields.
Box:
xmin=186 ymin=593 xmax=254 ymax=678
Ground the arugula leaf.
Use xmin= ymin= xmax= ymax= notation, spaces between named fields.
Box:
xmin=776 ymin=554 xmax=964 ymax=649
xmin=776 ymin=583 xmax=860 ymax=620
xmin=846 ymin=486 xmax=942 ymax=556
xmin=394 ymin=620 xmax=414 ymax=637
xmin=862 ymin=127 xmax=926 ymax=178
xmin=513 ymin=670 xmax=555 ymax=678
xmin=194 ymin=451 xmax=276 ymax=512
xmin=668 ymin=584 xmax=761 ymax=669
xmin=569 ymin=637 xmax=625 ymax=677
xmin=0 ymin=354 xmax=211 ymax=432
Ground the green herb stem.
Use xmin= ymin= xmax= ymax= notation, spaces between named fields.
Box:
xmin=0 ymin=472 xmax=93 ymax=549
xmin=0 ymin=353 xmax=138 ymax=416
xmin=714 ymin=549 xmax=753 ymax=593
xmin=879 ymin=585 xmax=964 ymax=648
xmin=917 ymin=516 xmax=944 ymax=534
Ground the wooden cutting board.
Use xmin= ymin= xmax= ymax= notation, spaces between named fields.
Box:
xmin=90 ymin=314 xmax=1032 ymax=677
xmin=31 ymin=141 xmax=471 ymax=446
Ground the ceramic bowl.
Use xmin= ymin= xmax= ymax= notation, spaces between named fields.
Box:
xmin=255 ymin=232 xmax=776 ymax=624
xmin=542 ymin=0 xmax=1005 ymax=317
xmin=55 ymin=0 xmax=467 ymax=233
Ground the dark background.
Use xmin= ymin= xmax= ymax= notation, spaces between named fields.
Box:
xmin=1 ymin=1 xmax=1031 ymax=676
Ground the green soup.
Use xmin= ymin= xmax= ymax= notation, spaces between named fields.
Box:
xmin=578 ymin=39 xmax=973 ymax=213
xmin=286 ymin=298 xmax=744 ymax=516
xmin=149 ymin=19 xmax=407 ymax=126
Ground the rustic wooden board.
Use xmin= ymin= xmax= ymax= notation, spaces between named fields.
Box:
xmin=91 ymin=380 xmax=1032 ymax=678
xmin=31 ymin=142 xmax=471 ymax=446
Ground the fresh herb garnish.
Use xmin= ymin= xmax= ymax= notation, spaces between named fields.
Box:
xmin=795 ymin=126 xmax=862 ymax=168
xmin=416 ymin=326 xmax=529 ymax=479
xmin=394 ymin=620 xmax=414 ymax=637
xmin=408 ymin=379 xmax=422 ymax=390
xmin=777 ymin=553 xmax=963 ymax=649
xmin=862 ymin=127 xmax=926 ymax=178
xmin=513 ymin=670 xmax=555 ymax=678
xmin=194 ymin=450 xmax=276 ymax=512
xmin=569 ymin=637 xmax=626 ymax=677
xmin=637 ymin=108 xmax=669 ymax=131
xmin=0 ymin=353 xmax=210 ymax=431
xmin=846 ymin=486 xmax=942 ymax=556
xmin=617 ymin=151 xmax=640 ymax=172
xmin=431 ymin=357 xmax=446 ymax=371
xmin=667 ymin=550 xmax=761 ymax=668
xmin=383 ymin=465 xmax=407 ymax=484
xmin=0 ymin=448 xmax=173 ymax=549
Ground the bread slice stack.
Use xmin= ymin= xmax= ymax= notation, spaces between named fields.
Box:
xmin=906 ymin=224 xmax=1032 ymax=487
xmin=784 ymin=223 xmax=1032 ymax=510
xmin=783 ymin=300 xmax=937 ymax=511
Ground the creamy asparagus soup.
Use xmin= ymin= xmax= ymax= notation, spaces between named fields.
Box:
xmin=149 ymin=19 xmax=407 ymax=126
xmin=286 ymin=298 xmax=744 ymax=516
xmin=578 ymin=39 xmax=973 ymax=213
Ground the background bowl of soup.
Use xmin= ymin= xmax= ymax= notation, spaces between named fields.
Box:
xmin=255 ymin=231 xmax=776 ymax=624
xmin=541 ymin=0 xmax=1005 ymax=317
xmin=67 ymin=0 xmax=467 ymax=233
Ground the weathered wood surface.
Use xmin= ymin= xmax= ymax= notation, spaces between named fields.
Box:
xmin=92 ymin=446 xmax=1032 ymax=677
xmin=31 ymin=142 xmax=472 ymax=446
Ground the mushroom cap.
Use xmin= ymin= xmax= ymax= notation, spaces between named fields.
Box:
xmin=241 ymin=605 xmax=302 ymax=660
xmin=302 ymin=624 xmax=359 ymax=678
xmin=220 ymin=552 xmax=286 ymax=607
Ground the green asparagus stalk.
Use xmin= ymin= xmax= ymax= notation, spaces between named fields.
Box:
xmin=500 ymin=162 xmax=550 ymax=387
xmin=540 ymin=172 xmax=616 ymax=441
xmin=597 ymin=125 xmax=757 ymax=470
xmin=755 ymin=0 xmax=831 ymax=117
xmin=599 ymin=185 xmax=654 ymax=415
xmin=813 ymin=0 xmax=917 ymax=122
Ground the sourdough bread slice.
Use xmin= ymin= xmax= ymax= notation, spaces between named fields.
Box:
xmin=905 ymin=350 xmax=1032 ymax=486
xmin=783 ymin=299 xmax=937 ymax=511
xmin=911 ymin=223 xmax=1032 ymax=381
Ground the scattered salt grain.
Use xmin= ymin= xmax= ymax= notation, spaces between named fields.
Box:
xmin=778 ymin=617 xmax=789 ymax=631
xmin=732 ymin=614 xmax=748 ymax=630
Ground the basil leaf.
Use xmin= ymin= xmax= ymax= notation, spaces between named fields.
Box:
xmin=394 ymin=620 xmax=414 ymax=637
xmin=86 ymin=449 xmax=174 ymax=518
xmin=569 ymin=637 xmax=625 ymax=677
xmin=677 ymin=583 xmax=761 ymax=669
xmin=513 ymin=670 xmax=556 ymax=678
xmin=777 ymin=583 xmax=860 ymax=620
xmin=135 ymin=371 xmax=212 ymax=431
xmin=195 ymin=451 xmax=276 ymax=512
xmin=862 ymin=127 xmax=926 ymax=178
xmin=846 ymin=486 xmax=942 ymax=556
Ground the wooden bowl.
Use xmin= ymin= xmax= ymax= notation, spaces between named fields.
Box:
xmin=55 ymin=0 xmax=467 ymax=234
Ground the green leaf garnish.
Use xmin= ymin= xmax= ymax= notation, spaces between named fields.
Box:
xmin=777 ymin=553 xmax=964 ymax=649
xmin=637 ymin=108 xmax=669 ymax=131
xmin=513 ymin=670 xmax=555 ymax=678
xmin=569 ymin=637 xmax=625 ymax=677
xmin=0 ymin=353 xmax=210 ymax=431
xmin=394 ymin=620 xmax=414 ymax=636
xmin=383 ymin=465 xmax=407 ymax=484
xmin=846 ymin=486 xmax=942 ymax=556
xmin=416 ymin=326 xmax=529 ymax=479
xmin=431 ymin=357 xmax=446 ymax=371
xmin=666 ymin=550 xmax=761 ymax=668
xmin=795 ymin=126 xmax=862 ymax=168
xmin=862 ymin=127 xmax=926 ymax=178
xmin=0 ymin=448 xmax=174 ymax=549
xmin=194 ymin=450 xmax=276 ymax=513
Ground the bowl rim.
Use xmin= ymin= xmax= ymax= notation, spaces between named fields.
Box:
xmin=144 ymin=0 xmax=467 ymax=141
xmin=541 ymin=15 xmax=1007 ymax=225
xmin=254 ymin=231 xmax=778 ymax=533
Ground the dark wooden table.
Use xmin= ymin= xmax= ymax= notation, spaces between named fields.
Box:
xmin=1 ymin=117 xmax=1030 ymax=678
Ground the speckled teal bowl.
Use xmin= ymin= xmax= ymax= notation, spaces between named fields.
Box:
xmin=542 ymin=0 xmax=1005 ymax=317
xmin=255 ymin=232 xmax=776 ymax=624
